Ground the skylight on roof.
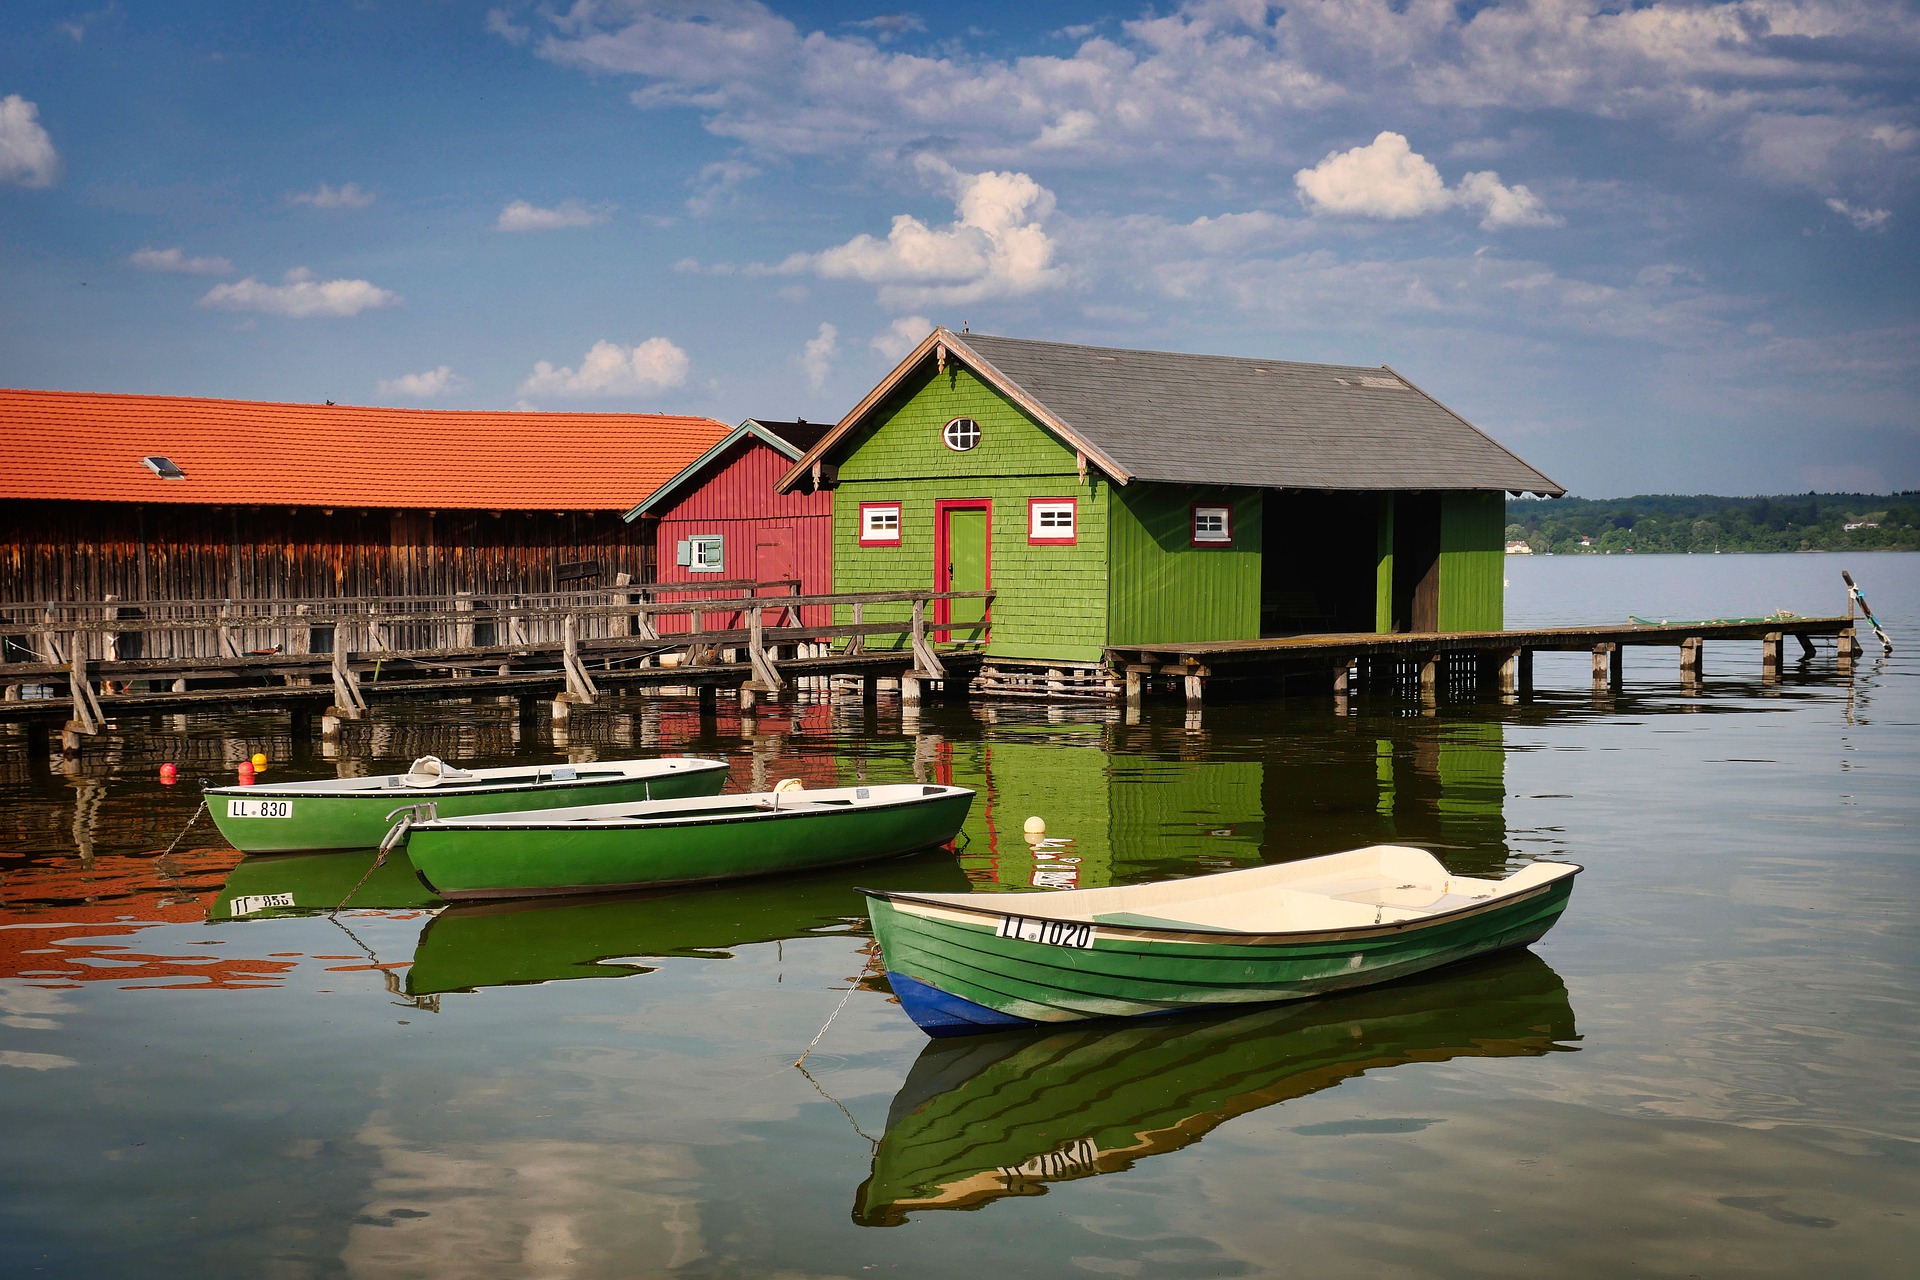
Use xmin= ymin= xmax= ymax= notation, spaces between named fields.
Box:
xmin=141 ymin=456 xmax=186 ymax=479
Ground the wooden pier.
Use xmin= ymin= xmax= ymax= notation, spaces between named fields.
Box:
xmin=1111 ymin=614 xmax=1863 ymax=710
xmin=0 ymin=580 xmax=1873 ymax=760
xmin=1 ymin=580 xmax=987 ymax=755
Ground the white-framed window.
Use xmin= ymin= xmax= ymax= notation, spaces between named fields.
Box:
xmin=678 ymin=534 xmax=725 ymax=572
xmin=1028 ymin=497 xmax=1077 ymax=544
xmin=1192 ymin=504 xmax=1232 ymax=545
xmin=860 ymin=502 xmax=902 ymax=546
xmin=942 ymin=416 xmax=982 ymax=451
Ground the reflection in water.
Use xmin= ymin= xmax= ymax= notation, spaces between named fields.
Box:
xmin=343 ymin=1123 xmax=706 ymax=1278
xmin=211 ymin=849 xmax=441 ymax=920
xmin=406 ymin=853 xmax=970 ymax=996
xmin=853 ymin=949 xmax=1576 ymax=1227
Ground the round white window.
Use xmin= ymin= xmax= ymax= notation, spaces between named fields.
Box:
xmin=942 ymin=417 xmax=982 ymax=451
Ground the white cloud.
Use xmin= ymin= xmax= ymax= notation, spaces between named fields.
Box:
xmin=0 ymin=94 xmax=59 ymax=188
xmin=520 ymin=338 xmax=690 ymax=397
xmin=286 ymin=182 xmax=375 ymax=210
xmin=1456 ymin=170 xmax=1562 ymax=230
xmin=199 ymin=268 xmax=400 ymax=318
xmin=686 ymin=159 xmax=760 ymax=215
xmin=378 ymin=365 xmax=468 ymax=398
xmin=128 ymin=246 xmax=234 ymax=275
xmin=1825 ymin=197 xmax=1891 ymax=231
xmin=486 ymin=7 xmax=530 ymax=45
xmin=1295 ymin=132 xmax=1452 ymax=219
xmin=1295 ymin=132 xmax=1560 ymax=229
xmin=0 ymin=1050 xmax=78 ymax=1071
xmin=495 ymin=199 xmax=609 ymax=231
xmin=781 ymin=156 xmax=1065 ymax=308
xmin=523 ymin=0 xmax=1919 ymax=195
xmin=801 ymin=322 xmax=837 ymax=388
xmin=871 ymin=315 xmax=932 ymax=361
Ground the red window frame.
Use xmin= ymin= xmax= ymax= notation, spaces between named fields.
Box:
xmin=858 ymin=501 xmax=902 ymax=546
xmin=1191 ymin=502 xmax=1233 ymax=547
xmin=1027 ymin=496 xmax=1077 ymax=545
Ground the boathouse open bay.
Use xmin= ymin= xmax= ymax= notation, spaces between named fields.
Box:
xmin=1 ymin=554 xmax=1916 ymax=1276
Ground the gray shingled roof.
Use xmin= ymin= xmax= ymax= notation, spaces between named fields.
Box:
xmin=956 ymin=333 xmax=1562 ymax=495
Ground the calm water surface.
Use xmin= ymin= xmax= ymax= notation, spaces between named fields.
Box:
xmin=2 ymin=553 xmax=1915 ymax=1278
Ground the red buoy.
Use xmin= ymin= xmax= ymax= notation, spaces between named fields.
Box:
xmin=237 ymin=760 xmax=256 ymax=786
xmin=159 ymin=762 xmax=177 ymax=785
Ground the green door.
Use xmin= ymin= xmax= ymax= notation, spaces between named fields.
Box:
xmin=939 ymin=504 xmax=990 ymax=639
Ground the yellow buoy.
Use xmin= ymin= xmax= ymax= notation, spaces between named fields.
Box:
xmin=251 ymin=752 xmax=268 ymax=770
xmin=1023 ymin=816 xmax=1046 ymax=836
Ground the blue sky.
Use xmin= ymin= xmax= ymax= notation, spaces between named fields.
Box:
xmin=2 ymin=0 xmax=1915 ymax=497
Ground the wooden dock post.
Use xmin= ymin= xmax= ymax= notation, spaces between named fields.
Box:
xmin=561 ymin=614 xmax=600 ymax=705
xmin=1591 ymin=643 xmax=1618 ymax=689
xmin=1182 ymin=664 xmax=1207 ymax=709
xmin=330 ymin=625 xmax=366 ymax=720
xmin=1762 ymin=632 xmax=1784 ymax=683
xmin=1518 ymin=648 xmax=1534 ymax=698
xmin=901 ymin=673 xmax=922 ymax=706
xmin=1681 ymin=636 xmax=1704 ymax=683
xmin=1418 ymin=653 xmax=1440 ymax=702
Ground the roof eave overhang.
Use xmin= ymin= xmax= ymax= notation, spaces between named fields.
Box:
xmin=624 ymin=419 xmax=805 ymax=521
xmin=774 ymin=328 xmax=1135 ymax=494
xmin=1381 ymin=364 xmax=1566 ymax=498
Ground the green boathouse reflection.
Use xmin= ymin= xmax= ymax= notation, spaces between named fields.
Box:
xmin=931 ymin=715 xmax=1513 ymax=891
xmin=852 ymin=949 xmax=1575 ymax=1227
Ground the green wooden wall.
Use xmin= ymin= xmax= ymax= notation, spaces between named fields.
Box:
xmin=830 ymin=364 xmax=1109 ymax=663
xmin=1374 ymin=492 xmax=1504 ymax=633
xmin=1437 ymin=491 xmax=1505 ymax=631
xmin=1107 ymin=483 xmax=1262 ymax=646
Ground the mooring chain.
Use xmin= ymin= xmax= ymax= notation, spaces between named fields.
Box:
xmin=161 ymin=798 xmax=208 ymax=857
xmin=793 ymin=943 xmax=880 ymax=1069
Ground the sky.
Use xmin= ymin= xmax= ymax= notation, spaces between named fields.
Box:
xmin=1 ymin=0 xmax=1916 ymax=498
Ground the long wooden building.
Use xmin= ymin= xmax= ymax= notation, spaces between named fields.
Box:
xmin=1 ymin=389 xmax=729 ymax=654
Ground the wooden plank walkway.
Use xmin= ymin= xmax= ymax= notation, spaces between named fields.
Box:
xmin=0 ymin=582 xmax=989 ymax=754
xmin=1110 ymin=615 xmax=1862 ymax=707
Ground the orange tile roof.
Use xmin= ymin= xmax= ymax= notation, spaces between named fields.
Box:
xmin=1 ymin=388 xmax=732 ymax=510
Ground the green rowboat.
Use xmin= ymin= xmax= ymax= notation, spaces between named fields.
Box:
xmin=863 ymin=844 xmax=1579 ymax=1037
xmin=406 ymin=853 xmax=973 ymax=995
xmin=204 ymin=755 xmax=730 ymax=854
xmin=404 ymin=782 xmax=975 ymax=901
xmin=854 ymin=950 xmax=1575 ymax=1225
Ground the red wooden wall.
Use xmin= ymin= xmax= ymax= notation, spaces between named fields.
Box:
xmin=651 ymin=438 xmax=832 ymax=631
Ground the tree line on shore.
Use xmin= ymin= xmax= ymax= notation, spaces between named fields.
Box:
xmin=1505 ymin=493 xmax=1920 ymax=555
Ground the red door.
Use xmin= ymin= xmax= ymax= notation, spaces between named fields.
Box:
xmin=754 ymin=525 xmax=797 ymax=623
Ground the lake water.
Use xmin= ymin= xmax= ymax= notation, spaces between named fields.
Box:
xmin=2 ymin=553 xmax=1915 ymax=1278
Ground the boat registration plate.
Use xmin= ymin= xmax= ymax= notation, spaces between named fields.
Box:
xmin=227 ymin=798 xmax=293 ymax=819
xmin=996 ymin=915 xmax=1094 ymax=950
xmin=229 ymin=893 xmax=295 ymax=916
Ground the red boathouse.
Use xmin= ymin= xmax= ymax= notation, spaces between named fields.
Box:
xmin=625 ymin=418 xmax=834 ymax=631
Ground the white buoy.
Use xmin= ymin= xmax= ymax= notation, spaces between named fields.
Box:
xmin=1023 ymin=815 xmax=1046 ymax=836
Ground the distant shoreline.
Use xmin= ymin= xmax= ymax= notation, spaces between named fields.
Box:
xmin=1505 ymin=493 xmax=1918 ymax=556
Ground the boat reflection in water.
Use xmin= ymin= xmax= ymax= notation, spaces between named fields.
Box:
xmin=853 ymin=949 xmax=1575 ymax=1227
xmin=406 ymin=851 xmax=972 ymax=996
xmin=209 ymin=849 xmax=440 ymax=921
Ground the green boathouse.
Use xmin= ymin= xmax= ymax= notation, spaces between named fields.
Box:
xmin=776 ymin=328 xmax=1562 ymax=673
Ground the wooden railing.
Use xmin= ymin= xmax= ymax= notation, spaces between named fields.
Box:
xmin=1 ymin=585 xmax=995 ymax=733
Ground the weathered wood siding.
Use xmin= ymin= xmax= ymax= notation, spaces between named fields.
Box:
xmin=651 ymin=439 xmax=833 ymax=631
xmin=1106 ymin=483 xmax=1261 ymax=646
xmin=831 ymin=364 xmax=1108 ymax=663
xmin=1437 ymin=491 xmax=1505 ymax=631
xmin=0 ymin=499 xmax=654 ymax=656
